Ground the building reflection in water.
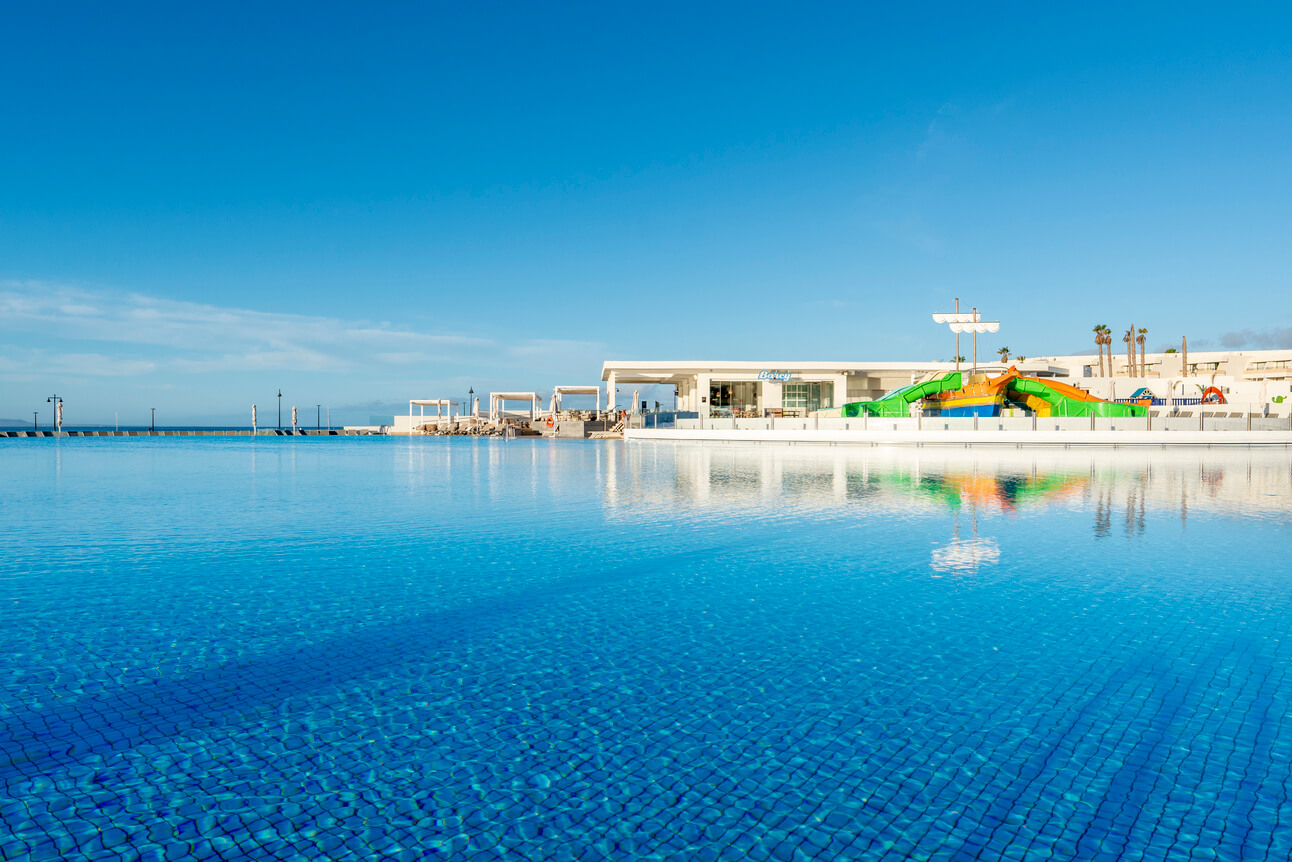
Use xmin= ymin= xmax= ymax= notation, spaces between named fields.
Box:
xmin=603 ymin=443 xmax=1292 ymax=576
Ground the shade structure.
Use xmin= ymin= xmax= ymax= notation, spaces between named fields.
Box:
xmin=948 ymin=321 xmax=1000 ymax=333
xmin=409 ymin=399 xmax=460 ymax=433
xmin=489 ymin=392 xmax=542 ymax=423
xmin=551 ymin=385 xmax=602 ymax=415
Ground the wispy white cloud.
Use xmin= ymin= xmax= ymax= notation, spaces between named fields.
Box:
xmin=0 ymin=280 xmax=584 ymax=378
xmin=1220 ymin=327 xmax=1292 ymax=350
xmin=504 ymin=338 xmax=606 ymax=360
xmin=915 ymin=102 xmax=961 ymax=162
xmin=0 ymin=349 xmax=157 ymax=377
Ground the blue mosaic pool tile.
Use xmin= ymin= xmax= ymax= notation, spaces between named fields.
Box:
xmin=4 ymin=440 xmax=1292 ymax=860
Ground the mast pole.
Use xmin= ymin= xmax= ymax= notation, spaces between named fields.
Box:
xmin=955 ymin=297 xmax=961 ymax=371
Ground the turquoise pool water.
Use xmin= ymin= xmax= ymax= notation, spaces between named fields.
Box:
xmin=3 ymin=438 xmax=1292 ymax=861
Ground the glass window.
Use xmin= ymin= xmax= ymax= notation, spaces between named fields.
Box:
xmin=782 ymin=382 xmax=834 ymax=416
xmin=709 ymin=381 xmax=760 ymax=416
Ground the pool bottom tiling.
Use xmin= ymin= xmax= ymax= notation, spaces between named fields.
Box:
xmin=2 ymin=438 xmax=1291 ymax=861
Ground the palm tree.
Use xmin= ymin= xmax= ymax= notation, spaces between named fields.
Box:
xmin=1015 ymin=355 xmax=1027 ymax=362
xmin=1093 ymin=325 xmax=1105 ymax=377
xmin=1095 ymin=325 xmax=1116 ymax=374
xmin=997 ymin=346 xmax=1011 ymax=365
xmin=1137 ymin=327 xmax=1148 ymax=377
xmin=1124 ymin=326 xmax=1135 ymax=377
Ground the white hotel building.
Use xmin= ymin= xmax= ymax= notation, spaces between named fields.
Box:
xmin=602 ymin=349 xmax=1292 ymax=418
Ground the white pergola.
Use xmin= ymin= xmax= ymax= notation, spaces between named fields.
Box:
xmin=489 ymin=392 xmax=542 ymax=423
xmin=409 ymin=399 xmax=458 ymax=432
xmin=550 ymin=385 xmax=602 ymax=415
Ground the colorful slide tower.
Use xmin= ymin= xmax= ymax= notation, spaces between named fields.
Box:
xmin=843 ymin=368 xmax=1146 ymax=419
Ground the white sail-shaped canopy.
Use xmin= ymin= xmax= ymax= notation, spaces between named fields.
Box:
xmin=948 ymin=321 xmax=1000 ymax=333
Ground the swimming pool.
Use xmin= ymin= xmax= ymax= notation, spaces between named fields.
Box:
xmin=3 ymin=438 xmax=1291 ymax=860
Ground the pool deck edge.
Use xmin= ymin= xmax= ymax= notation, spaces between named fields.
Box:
xmin=626 ymin=428 xmax=1292 ymax=447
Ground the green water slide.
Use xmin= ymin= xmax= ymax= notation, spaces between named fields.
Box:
xmin=842 ymin=372 xmax=963 ymax=418
xmin=1007 ymin=377 xmax=1147 ymax=418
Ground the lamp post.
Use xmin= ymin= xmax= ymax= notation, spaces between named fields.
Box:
xmin=32 ymin=411 xmax=37 ymax=432
xmin=47 ymin=395 xmax=63 ymax=436
xmin=317 ymin=404 xmax=322 ymax=430
xmin=277 ymin=389 xmax=282 ymax=430
xmin=468 ymin=387 xmax=474 ymax=418
xmin=151 ymin=408 xmax=156 ymax=433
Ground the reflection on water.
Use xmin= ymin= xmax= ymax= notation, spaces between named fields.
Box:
xmin=611 ymin=442 xmax=1292 ymax=518
xmin=609 ymin=442 xmax=1292 ymax=577
xmin=930 ymin=536 xmax=1000 ymax=575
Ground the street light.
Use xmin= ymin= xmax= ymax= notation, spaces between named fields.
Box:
xmin=468 ymin=387 xmax=474 ymax=418
xmin=32 ymin=411 xmax=38 ymax=432
xmin=151 ymin=407 xmax=156 ymax=433
xmin=317 ymin=404 xmax=322 ymax=430
xmin=277 ymin=389 xmax=282 ymax=431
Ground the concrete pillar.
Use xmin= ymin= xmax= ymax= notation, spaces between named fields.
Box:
xmin=606 ymin=373 xmax=617 ymax=412
xmin=762 ymin=380 xmax=783 ymax=412
xmin=830 ymin=373 xmax=848 ymax=409
xmin=697 ymin=374 xmax=712 ymax=418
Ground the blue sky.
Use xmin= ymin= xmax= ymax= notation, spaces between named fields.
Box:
xmin=3 ymin=2 xmax=1290 ymax=424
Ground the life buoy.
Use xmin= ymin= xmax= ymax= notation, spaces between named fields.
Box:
xmin=544 ymin=417 xmax=554 ymax=428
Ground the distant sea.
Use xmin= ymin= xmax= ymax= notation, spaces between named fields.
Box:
xmin=0 ymin=424 xmax=263 ymax=432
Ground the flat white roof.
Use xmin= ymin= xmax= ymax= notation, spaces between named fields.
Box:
xmin=602 ymin=360 xmax=953 ymax=373
xmin=603 ymin=360 xmax=920 ymax=382
xmin=600 ymin=360 xmax=1070 ymax=382
xmin=552 ymin=385 xmax=601 ymax=395
xmin=410 ymin=399 xmax=458 ymax=407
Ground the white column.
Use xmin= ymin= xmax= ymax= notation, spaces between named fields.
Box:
xmin=607 ymin=373 xmax=617 ymax=411
xmin=831 ymin=373 xmax=848 ymax=409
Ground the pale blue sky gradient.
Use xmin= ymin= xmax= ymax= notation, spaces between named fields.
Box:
xmin=3 ymin=2 xmax=1291 ymax=424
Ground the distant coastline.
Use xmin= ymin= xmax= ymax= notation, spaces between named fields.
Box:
xmin=0 ymin=423 xmax=253 ymax=432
